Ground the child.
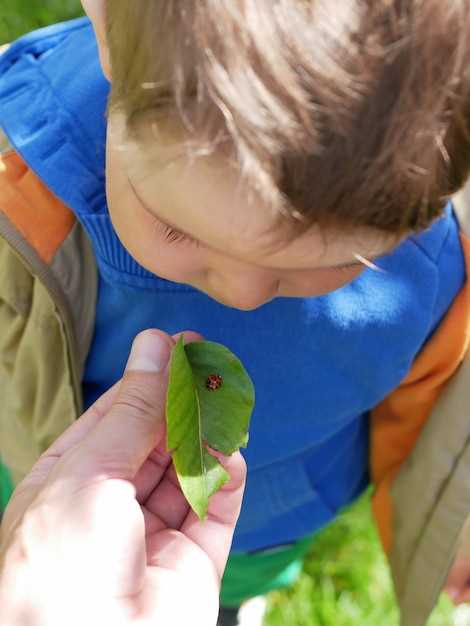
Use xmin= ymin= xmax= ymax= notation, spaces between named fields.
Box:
xmin=1 ymin=2 xmax=470 ymax=625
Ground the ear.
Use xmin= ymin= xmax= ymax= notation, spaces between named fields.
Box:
xmin=81 ymin=0 xmax=111 ymax=81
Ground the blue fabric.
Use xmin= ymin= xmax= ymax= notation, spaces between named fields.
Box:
xmin=0 ymin=18 xmax=467 ymax=553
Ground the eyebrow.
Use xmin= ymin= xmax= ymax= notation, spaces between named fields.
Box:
xmin=128 ymin=176 xmax=384 ymax=272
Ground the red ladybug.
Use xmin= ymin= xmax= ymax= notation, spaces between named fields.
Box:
xmin=206 ymin=374 xmax=223 ymax=391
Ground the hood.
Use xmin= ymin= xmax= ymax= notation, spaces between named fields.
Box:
xmin=0 ymin=17 xmax=109 ymax=217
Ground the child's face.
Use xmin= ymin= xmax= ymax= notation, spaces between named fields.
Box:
xmin=83 ymin=0 xmax=399 ymax=310
xmin=106 ymin=113 xmax=398 ymax=310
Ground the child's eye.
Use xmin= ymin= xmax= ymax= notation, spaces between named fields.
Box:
xmin=163 ymin=225 xmax=191 ymax=244
xmin=152 ymin=218 xmax=199 ymax=247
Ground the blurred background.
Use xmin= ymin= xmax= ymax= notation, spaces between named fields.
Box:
xmin=0 ymin=3 xmax=466 ymax=625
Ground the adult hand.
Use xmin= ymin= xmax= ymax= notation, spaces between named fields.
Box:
xmin=0 ymin=329 xmax=246 ymax=626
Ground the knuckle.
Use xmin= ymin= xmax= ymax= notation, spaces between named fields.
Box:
xmin=115 ymin=376 xmax=162 ymax=419
xmin=114 ymin=395 xmax=155 ymax=419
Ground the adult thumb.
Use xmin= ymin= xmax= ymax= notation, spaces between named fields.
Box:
xmin=68 ymin=330 xmax=174 ymax=485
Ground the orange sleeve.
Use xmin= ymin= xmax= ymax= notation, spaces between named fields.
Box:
xmin=371 ymin=234 xmax=470 ymax=554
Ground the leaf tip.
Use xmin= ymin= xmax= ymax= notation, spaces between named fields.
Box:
xmin=196 ymin=503 xmax=209 ymax=522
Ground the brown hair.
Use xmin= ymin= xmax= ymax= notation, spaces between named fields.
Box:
xmin=105 ymin=1 xmax=470 ymax=236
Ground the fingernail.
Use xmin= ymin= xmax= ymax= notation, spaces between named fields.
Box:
xmin=127 ymin=331 xmax=170 ymax=373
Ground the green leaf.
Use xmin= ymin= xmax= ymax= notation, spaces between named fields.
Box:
xmin=166 ymin=337 xmax=255 ymax=520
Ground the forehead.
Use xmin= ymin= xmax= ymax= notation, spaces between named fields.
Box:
xmin=111 ymin=113 xmax=396 ymax=269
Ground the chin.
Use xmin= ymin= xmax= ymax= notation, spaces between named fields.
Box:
xmin=221 ymin=300 xmax=266 ymax=311
xmin=203 ymin=290 xmax=275 ymax=311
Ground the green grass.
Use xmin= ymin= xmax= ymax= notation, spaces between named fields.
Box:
xmin=0 ymin=1 xmax=84 ymax=44
xmin=0 ymin=5 xmax=463 ymax=626
xmin=264 ymin=492 xmax=456 ymax=626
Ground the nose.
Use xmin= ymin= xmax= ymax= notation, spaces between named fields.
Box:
xmin=210 ymin=271 xmax=279 ymax=311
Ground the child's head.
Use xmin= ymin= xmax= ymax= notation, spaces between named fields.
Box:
xmin=82 ymin=0 xmax=470 ymax=310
